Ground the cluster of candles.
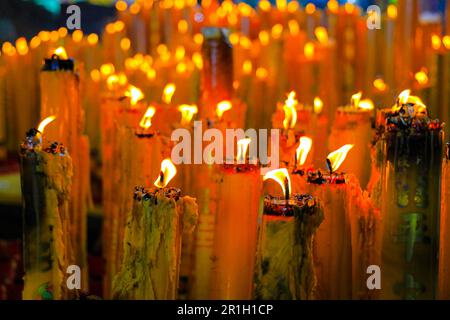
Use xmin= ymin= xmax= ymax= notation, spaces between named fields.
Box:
xmin=2 ymin=0 xmax=450 ymax=300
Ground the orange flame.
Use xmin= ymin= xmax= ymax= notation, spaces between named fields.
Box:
xmin=314 ymin=97 xmax=323 ymax=114
xmin=178 ymin=104 xmax=198 ymax=125
xmin=162 ymin=83 xmax=176 ymax=104
xmin=351 ymin=91 xmax=362 ymax=109
xmin=236 ymin=138 xmax=251 ymax=163
xmin=216 ymin=100 xmax=232 ymax=119
xmin=304 ymin=42 xmax=315 ymax=60
xmin=53 ymin=46 xmax=68 ymax=59
xmin=125 ymin=85 xmax=144 ymax=105
xmin=296 ymin=137 xmax=312 ymax=166
xmin=154 ymin=158 xmax=177 ymax=188
xmin=263 ymin=168 xmax=291 ymax=200
xmin=327 ymin=144 xmax=353 ymax=172
xmin=373 ymin=78 xmax=387 ymax=92
xmin=37 ymin=115 xmax=56 ymax=133
xmin=358 ymin=99 xmax=374 ymax=110
xmin=139 ymin=106 xmax=156 ymax=129
xmin=283 ymin=91 xmax=298 ymax=129
xmin=387 ymin=4 xmax=397 ymax=19
xmin=431 ymin=34 xmax=442 ymax=50
xmin=315 ymin=27 xmax=329 ymax=44
xmin=415 ymin=70 xmax=429 ymax=85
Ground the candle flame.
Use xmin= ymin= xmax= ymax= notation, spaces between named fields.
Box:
xmin=327 ymin=0 xmax=339 ymax=13
xmin=373 ymin=78 xmax=387 ymax=92
xmin=178 ymin=104 xmax=198 ymax=125
xmin=315 ymin=27 xmax=329 ymax=44
xmin=351 ymin=91 xmax=362 ymax=109
xmin=443 ymin=35 xmax=450 ymax=50
xmin=358 ymin=99 xmax=374 ymax=110
xmin=276 ymin=0 xmax=287 ymax=11
xmin=154 ymin=158 xmax=177 ymax=188
xmin=304 ymin=42 xmax=315 ymax=60
xmin=314 ymin=97 xmax=323 ymax=114
xmin=139 ymin=106 xmax=156 ymax=129
xmin=398 ymin=89 xmax=411 ymax=105
xmin=263 ymin=168 xmax=291 ymax=200
xmin=258 ymin=31 xmax=270 ymax=46
xmin=431 ymin=34 xmax=442 ymax=50
xmin=236 ymin=138 xmax=251 ymax=163
xmin=162 ymin=83 xmax=176 ymax=104
xmin=296 ymin=137 xmax=312 ymax=166
xmin=288 ymin=20 xmax=300 ymax=35
xmin=125 ymin=85 xmax=144 ymax=105
xmin=216 ymin=100 xmax=232 ymax=119
xmin=327 ymin=144 xmax=353 ymax=172
xmin=259 ymin=0 xmax=271 ymax=12
xmin=344 ymin=2 xmax=355 ymax=14
xmin=305 ymin=3 xmax=316 ymax=14
xmin=271 ymin=24 xmax=283 ymax=40
xmin=387 ymin=5 xmax=397 ymax=19
xmin=256 ymin=67 xmax=268 ymax=79
xmin=37 ymin=115 xmax=56 ymax=134
xmin=53 ymin=46 xmax=68 ymax=59
xmin=242 ymin=60 xmax=252 ymax=74
xmin=283 ymin=91 xmax=298 ymax=129
xmin=415 ymin=70 xmax=429 ymax=85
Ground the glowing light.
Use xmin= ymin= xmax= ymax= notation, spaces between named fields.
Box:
xmin=116 ymin=0 xmax=127 ymax=11
xmin=288 ymin=20 xmax=300 ymax=36
xmin=305 ymin=3 xmax=316 ymax=14
xmin=50 ymin=31 xmax=59 ymax=42
xmin=373 ymin=78 xmax=387 ymax=92
xmin=259 ymin=0 xmax=271 ymax=12
xmin=287 ymin=1 xmax=299 ymax=13
xmin=327 ymin=0 xmax=339 ymax=13
xmin=53 ymin=47 xmax=68 ymax=59
xmin=271 ymin=24 xmax=283 ymax=40
xmin=87 ymin=33 xmax=99 ymax=45
xmin=229 ymin=33 xmax=240 ymax=45
xmin=178 ymin=104 xmax=198 ymax=125
xmin=236 ymin=138 xmax=251 ymax=163
xmin=163 ymin=83 xmax=176 ymax=104
xmin=15 ymin=37 xmax=28 ymax=56
xmin=314 ymin=97 xmax=323 ymax=114
xmin=194 ymin=33 xmax=204 ymax=45
xmin=30 ymin=36 xmax=41 ymax=49
xmin=192 ymin=52 xmax=203 ymax=69
xmin=431 ymin=34 xmax=442 ymax=50
xmin=178 ymin=20 xmax=188 ymax=34
xmin=276 ymin=0 xmax=287 ymax=11
xmin=256 ymin=67 xmax=268 ymax=79
xmin=37 ymin=116 xmax=56 ymax=134
xmin=129 ymin=3 xmax=141 ymax=14
xmin=263 ymin=168 xmax=291 ymax=200
xmin=304 ymin=42 xmax=315 ymax=60
xmin=239 ymin=36 xmax=251 ymax=49
xmin=90 ymin=69 xmax=101 ymax=82
xmin=175 ymin=46 xmax=185 ymax=61
xmin=283 ymin=91 xmax=298 ymax=129
xmin=120 ymin=38 xmax=131 ymax=51
xmin=242 ymin=60 xmax=252 ymax=75
xmin=72 ymin=30 xmax=83 ymax=43
xmin=154 ymin=158 xmax=177 ymax=188
xmin=350 ymin=92 xmax=362 ymax=108
xmin=100 ymin=63 xmax=115 ymax=77
xmin=38 ymin=31 xmax=50 ymax=42
xmin=327 ymin=144 xmax=354 ymax=172
xmin=58 ymin=27 xmax=68 ymax=38
xmin=114 ymin=21 xmax=125 ymax=32
xmin=124 ymin=85 xmax=144 ymax=105
xmin=216 ymin=100 xmax=232 ymax=119
xmin=259 ymin=31 xmax=270 ymax=46
xmin=315 ymin=27 xmax=329 ymax=44
xmin=398 ymin=89 xmax=411 ymax=106
xmin=344 ymin=2 xmax=355 ymax=14
xmin=358 ymin=99 xmax=374 ymax=110
xmin=415 ymin=70 xmax=429 ymax=85
xmin=387 ymin=5 xmax=397 ymax=19
xmin=296 ymin=137 xmax=312 ymax=166
xmin=139 ymin=106 xmax=156 ymax=129
xmin=443 ymin=35 xmax=450 ymax=49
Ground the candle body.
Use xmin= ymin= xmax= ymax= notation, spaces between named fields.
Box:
xmin=40 ymin=68 xmax=91 ymax=291
xmin=112 ymin=187 xmax=198 ymax=299
xmin=255 ymin=197 xmax=323 ymax=299
xmin=210 ymin=165 xmax=262 ymax=299
xmin=439 ymin=157 xmax=450 ymax=299
xmin=20 ymin=142 xmax=76 ymax=300
xmin=378 ymin=130 xmax=443 ymax=299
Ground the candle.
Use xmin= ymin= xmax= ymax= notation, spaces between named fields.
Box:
xmin=210 ymin=138 xmax=262 ymax=299
xmin=20 ymin=117 xmax=76 ymax=300
xmin=439 ymin=143 xmax=450 ymax=299
xmin=40 ymin=47 xmax=91 ymax=291
xmin=375 ymin=90 xmax=443 ymax=299
xmin=328 ymin=92 xmax=374 ymax=188
xmin=256 ymin=168 xmax=323 ymax=299
xmin=112 ymin=159 xmax=198 ymax=299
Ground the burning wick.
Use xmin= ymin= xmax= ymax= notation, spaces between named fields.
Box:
xmin=125 ymin=85 xmax=144 ymax=106
xmin=236 ymin=138 xmax=251 ymax=164
xmin=139 ymin=106 xmax=156 ymax=130
xmin=263 ymin=168 xmax=292 ymax=201
xmin=154 ymin=158 xmax=177 ymax=188
xmin=326 ymin=144 xmax=354 ymax=174
xmin=178 ymin=104 xmax=198 ymax=125
xmin=162 ymin=83 xmax=176 ymax=104
xmin=283 ymin=91 xmax=298 ymax=130
xmin=216 ymin=100 xmax=232 ymax=119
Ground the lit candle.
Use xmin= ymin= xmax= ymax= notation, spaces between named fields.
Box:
xmin=210 ymin=138 xmax=262 ymax=299
xmin=256 ymin=168 xmax=324 ymax=299
xmin=20 ymin=116 xmax=76 ymax=300
xmin=375 ymin=90 xmax=443 ymax=299
xmin=112 ymin=159 xmax=198 ymax=299
xmin=40 ymin=47 xmax=91 ymax=291
xmin=439 ymin=143 xmax=450 ymax=299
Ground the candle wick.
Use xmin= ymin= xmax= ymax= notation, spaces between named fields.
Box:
xmin=159 ymin=171 xmax=165 ymax=184
xmin=284 ymin=177 xmax=290 ymax=202
xmin=326 ymin=158 xmax=333 ymax=175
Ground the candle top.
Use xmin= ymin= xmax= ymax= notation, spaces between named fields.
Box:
xmin=21 ymin=128 xmax=67 ymax=155
xmin=263 ymin=194 xmax=318 ymax=217
xmin=42 ymin=54 xmax=74 ymax=72
xmin=133 ymin=186 xmax=181 ymax=202
xmin=306 ymin=169 xmax=346 ymax=185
